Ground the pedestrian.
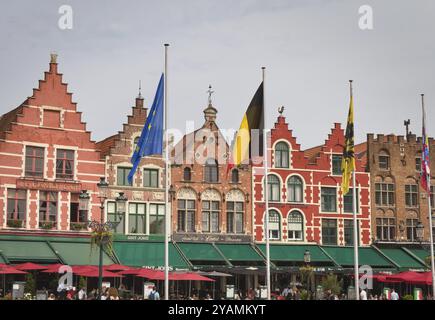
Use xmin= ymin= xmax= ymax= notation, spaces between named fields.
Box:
xmin=391 ymin=289 xmax=399 ymax=300
xmin=360 ymin=288 xmax=367 ymax=300
xmin=78 ymin=287 xmax=87 ymax=300
xmin=148 ymin=286 xmax=160 ymax=300
xmin=48 ymin=293 xmax=56 ymax=300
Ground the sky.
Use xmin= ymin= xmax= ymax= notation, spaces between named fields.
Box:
xmin=0 ymin=0 xmax=434 ymax=149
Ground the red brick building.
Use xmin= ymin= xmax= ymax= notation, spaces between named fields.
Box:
xmin=252 ymin=113 xmax=371 ymax=246
xmin=96 ymin=92 xmax=166 ymax=236
xmin=170 ymin=100 xmax=252 ymax=243
xmin=0 ymin=54 xmax=105 ymax=234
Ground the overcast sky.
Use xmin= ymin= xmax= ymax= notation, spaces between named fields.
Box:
xmin=0 ymin=0 xmax=434 ymax=148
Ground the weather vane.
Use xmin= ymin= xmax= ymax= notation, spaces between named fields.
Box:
xmin=207 ymin=85 xmax=214 ymax=105
xmin=278 ymin=106 xmax=285 ymax=115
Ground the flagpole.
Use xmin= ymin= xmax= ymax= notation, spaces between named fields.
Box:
xmin=164 ymin=43 xmax=170 ymax=301
xmin=350 ymin=80 xmax=360 ymax=300
xmin=262 ymin=66 xmax=271 ymax=300
xmin=422 ymin=93 xmax=435 ymax=300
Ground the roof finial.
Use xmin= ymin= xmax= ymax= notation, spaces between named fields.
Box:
xmin=50 ymin=52 xmax=58 ymax=64
xmin=207 ymin=85 xmax=214 ymax=106
xmin=138 ymin=80 xmax=142 ymax=99
xmin=278 ymin=106 xmax=285 ymax=115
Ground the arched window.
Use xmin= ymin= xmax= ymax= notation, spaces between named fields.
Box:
xmin=275 ymin=142 xmax=289 ymax=168
xmin=231 ymin=169 xmax=239 ymax=183
xmin=266 ymin=210 xmax=281 ymax=240
xmin=204 ymin=158 xmax=219 ymax=183
xmin=183 ymin=167 xmax=191 ymax=181
xmin=287 ymin=176 xmax=303 ymax=202
xmin=266 ymin=175 xmax=281 ymax=202
xmin=287 ymin=211 xmax=304 ymax=241
xmin=378 ymin=150 xmax=390 ymax=170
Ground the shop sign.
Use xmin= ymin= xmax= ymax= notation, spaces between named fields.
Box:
xmin=16 ymin=178 xmax=82 ymax=192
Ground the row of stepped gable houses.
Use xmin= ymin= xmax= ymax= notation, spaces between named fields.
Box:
xmin=0 ymin=55 xmax=434 ymax=293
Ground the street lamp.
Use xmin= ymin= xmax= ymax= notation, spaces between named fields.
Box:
xmin=304 ymin=250 xmax=311 ymax=264
xmin=416 ymin=221 xmax=425 ymax=242
xmin=115 ymin=192 xmax=127 ymax=216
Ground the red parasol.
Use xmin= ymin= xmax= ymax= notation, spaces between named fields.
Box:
xmin=40 ymin=263 xmax=66 ymax=273
xmin=116 ymin=268 xmax=142 ymax=275
xmin=104 ymin=264 xmax=132 ymax=272
xmin=173 ymin=272 xmax=215 ymax=282
xmin=134 ymin=269 xmax=166 ymax=279
xmin=0 ymin=265 xmax=28 ymax=275
xmin=76 ymin=269 xmax=124 ymax=278
xmin=14 ymin=262 xmax=48 ymax=271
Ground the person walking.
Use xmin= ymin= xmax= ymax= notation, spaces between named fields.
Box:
xmin=148 ymin=286 xmax=160 ymax=300
xmin=391 ymin=289 xmax=399 ymax=300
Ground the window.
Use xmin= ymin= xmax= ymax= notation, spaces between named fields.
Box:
xmin=70 ymin=193 xmax=87 ymax=225
xmin=128 ymin=203 xmax=146 ymax=234
xmin=405 ymin=184 xmax=418 ymax=207
xmin=378 ymin=152 xmax=390 ymax=170
xmin=376 ymin=218 xmax=396 ymax=241
xmin=416 ymin=157 xmax=422 ymax=172
xmin=375 ymin=183 xmax=395 ymax=206
xmin=227 ymin=202 xmax=244 ymax=234
xmin=149 ymin=204 xmax=165 ymax=235
xmin=287 ymin=211 xmax=303 ymax=241
xmin=204 ymin=158 xmax=219 ymax=183
xmin=406 ymin=219 xmax=418 ymax=242
xmin=202 ymin=201 xmax=220 ymax=233
xmin=343 ymin=188 xmax=359 ymax=213
xmin=39 ymin=191 xmax=57 ymax=229
xmin=267 ymin=210 xmax=281 ymax=240
xmin=25 ymin=146 xmax=44 ymax=177
xmin=143 ymin=169 xmax=158 ymax=188
xmin=231 ymin=169 xmax=239 ymax=183
xmin=183 ymin=167 xmax=192 ymax=181
xmin=321 ymin=187 xmax=337 ymax=212
xmin=332 ymin=155 xmax=342 ymax=176
xmin=267 ymin=175 xmax=281 ymax=202
xmin=287 ymin=176 xmax=303 ymax=203
xmin=344 ymin=220 xmax=359 ymax=246
xmin=275 ymin=142 xmax=289 ymax=168
xmin=7 ymin=189 xmax=26 ymax=227
xmin=107 ymin=201 xmax=124 ymax=234
xmin=56 ymin=149 xmax=74 ymax=180
xmin=117 ymin=167 xmax=132 ymax=186
xmin=322 ymin=219 xmax=337 ymax=245
xmin=177 ymin=199 xmax=195 ymax=232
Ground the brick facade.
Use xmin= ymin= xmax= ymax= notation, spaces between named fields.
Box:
xmin=0 ymin=55 xmax=104 ymax=235
xmin=170 ymin=102 xmax=252 ymax=242
xmin=367 ymin=133 xmax=435 ymax=243
xmin=253 ymin=115 xmax=371 ymax=246
xmin=96 ymin=94 xmax=166 ymax=237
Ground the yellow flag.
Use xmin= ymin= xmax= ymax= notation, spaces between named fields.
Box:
xmin=341 ymin=94 xmax=355 ymax=195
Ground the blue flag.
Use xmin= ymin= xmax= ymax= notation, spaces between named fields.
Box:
xmin=128 ymin=74 xmax=164 ymax=184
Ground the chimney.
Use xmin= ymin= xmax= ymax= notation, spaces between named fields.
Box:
xmin=49 ymin=53 xmax=58 ymax=73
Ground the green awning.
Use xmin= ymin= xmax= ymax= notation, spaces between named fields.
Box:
xmin=177 ymin=243 xmax=227 ymax=266
xmin=50 ymin=241 xmax=115 ymax=266
xmin=114 ymin=241 xmax=189 ymax=269
xmin=0 ymin=240 xmax=59 ymax=263
xmin=256 ymin=244 xmax=333 ymax=266
xmin=0 ymin=252 xmax=7 ymax=264
xmin=215 ymin=244 xmax=265 ymax=266
xmin=404 ymin=248 xmax=430 ymax=264
xmin=322 ymin=246 xmax=394 ymax=269
xmin=378 ymin=248 xmax=426 ymax=270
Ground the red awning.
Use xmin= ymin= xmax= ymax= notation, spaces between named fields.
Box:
xmin=14 ymin=262 xmax=48 ymax=271
xmin=40 ymin=264 xmax=66 ymax=273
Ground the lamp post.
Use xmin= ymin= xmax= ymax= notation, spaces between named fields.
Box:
xmin=85 ymin=177 xmax=128 ymax=299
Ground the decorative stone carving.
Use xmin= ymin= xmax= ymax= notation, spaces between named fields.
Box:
xmin=177 ymin=187 xmax=196 ymax=199
xmin=153 ymin=192 xmax=164 ymax=200
xmin=201 ymin=188 xmax=221 ymax=201
xmin=225 ymin=189 xmax=244 ymax=202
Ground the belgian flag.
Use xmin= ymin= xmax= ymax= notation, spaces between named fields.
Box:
xmin=341 ymin=89 xmax=355 ymax=195
xmin=227 ymin=82 xmax=264 ymax=172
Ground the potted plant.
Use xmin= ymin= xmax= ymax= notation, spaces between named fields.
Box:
xmin=70 ymin=222 xmax=87 ymax=231
xmin=7 ymin=219 xmax=23 ymax=228
xmin=40 ymin=221 xmax=54 ymax=230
